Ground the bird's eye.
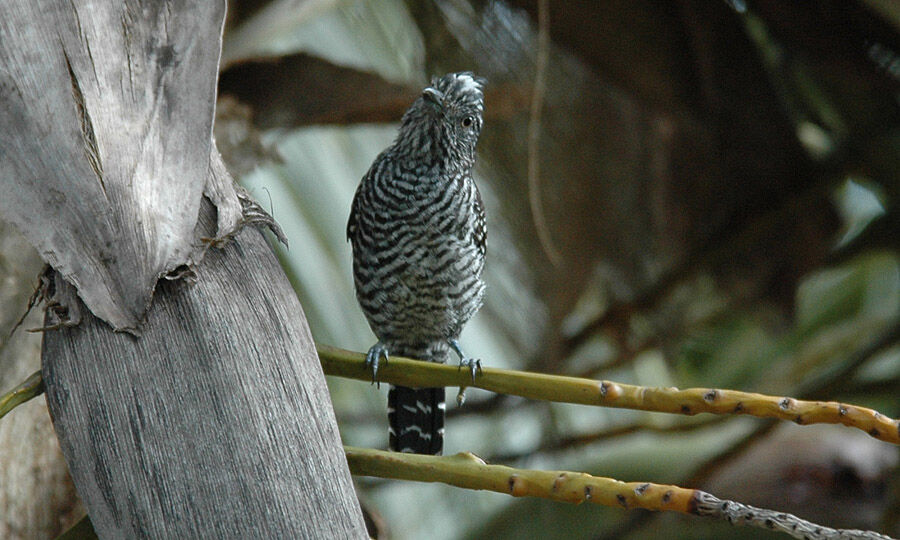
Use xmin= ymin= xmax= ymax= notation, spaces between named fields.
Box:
xmin=461 ymin=116 xmax=474 ymax=128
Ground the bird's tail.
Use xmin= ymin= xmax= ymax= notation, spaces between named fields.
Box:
xmin=388 ymin=386 xmax=445 ymax=454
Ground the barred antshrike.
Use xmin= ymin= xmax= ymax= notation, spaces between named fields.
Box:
xmin=347 ymin=73 xmax=487 ymax=454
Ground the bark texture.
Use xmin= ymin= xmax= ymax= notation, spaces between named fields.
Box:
xmin=42 ymin=201 xmax=367 ymax=538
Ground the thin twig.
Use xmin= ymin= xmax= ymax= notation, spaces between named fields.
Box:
xmin=317 ymin=344 xmax=900 ymax=445
xmin=0 ymin=370 xmax=44 ymax=420
xmin=346 ymin=446 xmax=895 ymax=540
xmin=527 ymin=0 xmax=563 ymax=267
xmin=7 ymin=265 xmax=49 ymax=341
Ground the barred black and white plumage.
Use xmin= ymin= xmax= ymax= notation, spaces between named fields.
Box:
xmin=347 ymin=72 xmax=487 ymax=455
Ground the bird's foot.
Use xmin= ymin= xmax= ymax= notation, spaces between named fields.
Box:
xmin=449 ymin=339 xmax=482 ymax=383
xmin=365 ymin=342 xmax=390 ymax=386
xmin=457 ymin=357 xmax=482 ymax=383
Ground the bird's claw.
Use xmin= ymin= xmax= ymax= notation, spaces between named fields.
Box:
xmin=365 ymin=342 xmax=390 ymax=387
xmin=457 ymin=357 xmax=482 ymax=383
xmin=449 ymin=339 xmax=482 ymax=384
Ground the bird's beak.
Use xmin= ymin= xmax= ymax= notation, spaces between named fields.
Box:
xmin=422 ymin=88 xmax=444 ymax=109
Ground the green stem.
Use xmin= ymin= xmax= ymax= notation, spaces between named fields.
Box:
xmin=0 ymin=370 xmax=43 ymax=419
xmin=317 ymin=344 xmax=900 ymax=445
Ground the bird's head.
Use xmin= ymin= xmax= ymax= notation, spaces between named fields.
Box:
xmin=394 ymin=72 xmax=486 ymax=171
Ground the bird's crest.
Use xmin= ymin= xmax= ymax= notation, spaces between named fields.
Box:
xmin=423 ymin=72 xmax=486 ymax=113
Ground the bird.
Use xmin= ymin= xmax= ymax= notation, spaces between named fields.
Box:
xmin=346 ymin=72 xmax=487 ymax=455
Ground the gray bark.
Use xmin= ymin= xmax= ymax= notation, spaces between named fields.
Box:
xmin=42 ymin=200 xmax=368 ymax=538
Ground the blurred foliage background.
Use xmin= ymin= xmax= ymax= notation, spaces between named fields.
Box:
xmin=215 ymin=1 xmax=900 ymax=538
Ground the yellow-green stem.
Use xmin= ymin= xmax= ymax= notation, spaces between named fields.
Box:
xmin=318 ymin=344 xmax=900 ymax=445
xmin=0 ymin=370 xmax=43 ymax=419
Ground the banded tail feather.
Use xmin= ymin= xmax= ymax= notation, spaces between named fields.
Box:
xmin=388 ymin=386 xmax=445 ymax=454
